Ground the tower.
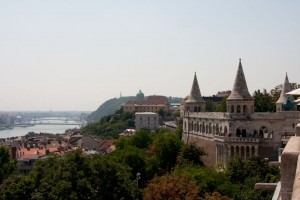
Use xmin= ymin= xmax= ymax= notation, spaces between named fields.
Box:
xmin=226 ymin=59 xmax=254 ymax=114
xmin=276 ymin=73 xmax=294 ymax=111
xmin=185 ymin=72 xmax=206 ymax=112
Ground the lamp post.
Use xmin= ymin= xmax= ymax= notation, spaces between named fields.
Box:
xmin=136 ymin=172 xmax=141 ymax=200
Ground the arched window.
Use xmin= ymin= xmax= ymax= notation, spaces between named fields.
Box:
xmin=224 ymin=126 xmax=228 ymax=135
xmin=194 ymin=107 xmax=197 ymax=112
xmin=243 ymin=105 xmax=247 ymax=113
xmin=242 ymin=129 xmax=247 ymax=137
xmin=260 ymin=126 xmax=269 ymax=138
xmin=236 ymin=128 xmax=241 ymax=137
xmin=216 ymin=124 xmax=219 ymax=135
xmin=209 ymin=123 xmax=212 ymax=134
xmin=253 ymin=130 xmax=258 ymax=138
xmin=237 ymin=105 xmax=241 ymax=113
xmin=198 ymin=107 xmax=201 ymax=112
xmin=231 ymin=105 xmax=234 ymax=113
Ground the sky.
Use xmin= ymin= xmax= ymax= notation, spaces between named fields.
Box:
xmin=0 ymin=1 xmax=299 ymax=111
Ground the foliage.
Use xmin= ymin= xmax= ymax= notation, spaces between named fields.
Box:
xmin=253 ymin=89 xmax=276 ymax=112
xmin=177 ymin=144 xmax=206 ymax=166
xmin=87 ymin=96 xmax=137 ymax=122
xmin=215 ymin=97 xmax=227 ymax=112
xmin=0 ymin=146 xmax=16 ymax=184
xmin=201 ymin=192 xmax=233 ymax=200
xmin=173 ymin=164 xmax=237 ymax=197
xmin=80 ymin=109 xmax=135 ymax=138
xmin=148 ymin=132 xmax=183 ymax=173
xmin=143 ymin=174 xmax=200 ymax=200
xmin=0 ymin=150 xmax=137 ymax=200
xmin=225 ymin=157 xmax=280 ymax=200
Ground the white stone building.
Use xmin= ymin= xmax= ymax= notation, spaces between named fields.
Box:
xmin=181 ymin=59 xmax=300 ymax=166
xmin=135 ymin=112 xmax=159 ymax=130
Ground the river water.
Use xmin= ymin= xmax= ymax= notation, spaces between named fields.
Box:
xmin=0 ymin=118 xmax=80 ymax=139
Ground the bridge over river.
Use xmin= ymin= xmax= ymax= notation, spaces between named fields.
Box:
xmin=14 ymin=117 xmax=87 ymax=127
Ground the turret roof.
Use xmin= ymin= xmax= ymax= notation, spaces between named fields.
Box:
xmin=186 ymin=73 xmax=205 ymax=103
xmin=227 ymin=59 xmax=253 ymax=101
xmin=276 ymin=73 xmax=294 ymax=104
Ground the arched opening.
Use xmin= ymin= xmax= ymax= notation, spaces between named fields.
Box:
xmin=246 ymin=146 xmax=250 ymax=159
xmin=194 ymin=107 xmax=197 ymax=112
xmin=198 ymin=107 xmax=201 ymax=112
xmin=243 ymin=105 xmax=247 ymax=113
xmin=260 ymin=126 xmax=269 ymax=139
xmin=231 ymin=146 xmax=234 ymax=157
xmin=209 ymin=123 xmax=212 ymax=134
xmin=237 ymin=105 xmax=241 ymax=113
xmin=224 ymin=126 xmax=228 ymax=135
xmin=251 ymin=146 xmax=255 ymax=156
xmin=206 ymin=124 xmax=208 ymax=134
xmin=202 ymin=122 xmax=205 ymax=133
xmin=242 ymin=129 xmax=247 ymax=137
xmin=200 ymin=124 xmax=202 ymax=133
xmin=253 ymin=130 xmax=258 ymax=138
xmin=231 ymin=105 xmax=234 ymax=113
xmin=216 ymin=124 xmax=219 ymax=135
xmin=236 ymin=128 xmax=241 ymax=137
xmin=212 ymin=125 xmax=215 ymax=135
xmin=196 ymin=122 xmax=199 ymax=132
xmin=241 ymin=146 xmax=245 ymax=159
xmin=236 ymin=146 xmax=240 ymax=157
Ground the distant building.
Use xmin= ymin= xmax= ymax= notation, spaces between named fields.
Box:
xmin=181 ymin=59 xmax=300 ymax=167
xmin=123 ymin=91 xmax=169 ymax=113
xmin=135 ymin=112 xmax=159 ymax=130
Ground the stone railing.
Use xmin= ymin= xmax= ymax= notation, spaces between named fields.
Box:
xmin=214 ymin=135 xmax=260 ymax=143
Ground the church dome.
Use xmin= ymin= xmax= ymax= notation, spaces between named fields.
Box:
xmin=136 ymin=90 xmax=145 ymax=99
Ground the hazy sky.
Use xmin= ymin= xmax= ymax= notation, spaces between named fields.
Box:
xmin=0 ymin=1 xmax=299 ymax=111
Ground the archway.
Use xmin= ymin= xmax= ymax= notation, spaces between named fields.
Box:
xmin=236 ymin=128 xmax=241 ymax=137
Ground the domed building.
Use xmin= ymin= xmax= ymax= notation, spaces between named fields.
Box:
xmin=136 ymin=90 xmax=145 ymax=99
xmin=182 ymin=59 xmax=300 ymax=167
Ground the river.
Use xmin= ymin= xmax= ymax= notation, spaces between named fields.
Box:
xmin=0 ymin=118 xmax=80 ymax=139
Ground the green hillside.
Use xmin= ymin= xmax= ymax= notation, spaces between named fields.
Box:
xmin=87 ymin=96 xmax=137 ymax=122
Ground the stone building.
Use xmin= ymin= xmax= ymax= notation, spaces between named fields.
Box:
xmin=135 ymin=112 xmax=159 ymax=130
xmin=182 ymin=59 xmax=300 ymax=167
xmin=123 ymin=92 xmax=169 ymax=113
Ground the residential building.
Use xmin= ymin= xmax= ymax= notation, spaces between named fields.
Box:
xmin=135 ymin=112 xmax=159 ymax=130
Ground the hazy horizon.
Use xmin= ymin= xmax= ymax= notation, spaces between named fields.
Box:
xmin=1 ymin=1 xmax=299 ymax=111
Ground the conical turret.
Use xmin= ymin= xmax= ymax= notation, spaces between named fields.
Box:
xmin=186 ymin=73 xmax=205 ymax=103
xmin=227 ymin=59 xmax=254 ymax=114
xmin=227 ymin=59 xmax=253 ymax=101
xmin=276 ymin=73 xmax=294 ymax=111
xmin=185 ymin=73 xmax=206 ymax=112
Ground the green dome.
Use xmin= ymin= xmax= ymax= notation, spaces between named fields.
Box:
xmin=136 ymin=90 xmax=145 ymax=99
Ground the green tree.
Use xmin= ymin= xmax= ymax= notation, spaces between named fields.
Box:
xmin=0 ymin=146 xmax=16 ymax=184
xmin=149 ymin=132 xmax=183 ymax=173
xmin=253 ymin=89 xmax=276 ymax=112
xmin=215 ymin=97 xmax=227 ymax=112
xmin=0 ymin=150 xmax=137 ymax=200
xmin=177 ymin=144 xmax=206 ymax=166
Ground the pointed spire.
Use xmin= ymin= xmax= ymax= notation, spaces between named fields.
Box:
xmin=186 ymin=72 xmax=205 ymax=103
xmin=227 ymin=59 xmax=253 ymax=100
xmin=276 ymin=73 xmax=294 ymax=104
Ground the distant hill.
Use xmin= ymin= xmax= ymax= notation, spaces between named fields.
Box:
xmin=87 ymin=96 xmax=137 ymax=122
xmin=87 ymin=96 xmax=184 ymax=122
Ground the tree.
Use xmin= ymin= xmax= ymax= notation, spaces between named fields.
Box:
xmin=143 ymin=174 xmax=200 ymax=200
xmin=0 ymin=150 xmax=137 ymax=200
xmin=177 ymin=144 xmax=206 ymax=166
xmin=173 ymin=164 xmax=237 ymax=198
xmin=253 ymin=89 xmax=276 ymax=112
xmin=0 ymin=146 xmax=16 ymax=184
xmin=215 ymin=97 xmax=227 ymax=112
xmin=148 ymin=132 xmax=183 ymax=173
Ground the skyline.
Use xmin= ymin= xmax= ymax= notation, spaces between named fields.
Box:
xmin=0 ymin=1 xmax=299 ymax=111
